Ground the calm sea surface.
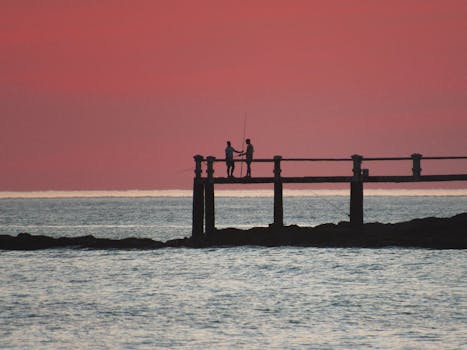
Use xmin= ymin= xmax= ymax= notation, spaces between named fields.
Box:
xmin=1 ymin=195 xmax=466 ymax=349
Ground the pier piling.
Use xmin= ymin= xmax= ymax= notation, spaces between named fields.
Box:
xmin=192 ymin=155 xmax=205 ymax=238
xmin=273 ymin=155 xmax=283 ymax=227
xmin=205 ymin=156 xmax=216 ymax=236
xmin=350 ymin=155 xmax=364 ymax=225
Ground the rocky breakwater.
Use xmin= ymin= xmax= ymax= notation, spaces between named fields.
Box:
xmin=208 ymin=213 xmax=467 ymax=249
xmin=0 ymin=234 xmax=191 ymax=250
xmin=1 ymin=213 xmax=466 ymax=250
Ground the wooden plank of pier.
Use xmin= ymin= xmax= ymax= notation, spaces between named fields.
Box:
xmin=211 ymin=174 xmax=467 ymax=184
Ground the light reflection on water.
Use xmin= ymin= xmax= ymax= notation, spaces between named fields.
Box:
xmin=1 ymin=248 xmax=466 ymax=349
xmin=1 ymin=196 xmax=466 ymax=349
xmin=1 ymin=196 xmax=466 ymax=241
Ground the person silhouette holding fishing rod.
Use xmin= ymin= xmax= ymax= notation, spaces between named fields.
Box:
xmin=239 ymin=138 xmax=254 ymax=177
xmin=225 ymin=141 xmax=242 ymax=177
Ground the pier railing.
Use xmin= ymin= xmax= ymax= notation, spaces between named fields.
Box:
xmin=192 ymin=154 xmax=467 ymax=238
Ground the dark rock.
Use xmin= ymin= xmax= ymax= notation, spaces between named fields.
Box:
xmin=0 ymin=213 xmax=466 ymax=250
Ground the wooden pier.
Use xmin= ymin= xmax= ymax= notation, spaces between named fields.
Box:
xmin=192 ymin=154 xmax=467 ymax=238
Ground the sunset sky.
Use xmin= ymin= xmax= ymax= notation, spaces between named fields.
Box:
xmin=1 ymin=0 xmax=466 ymax=190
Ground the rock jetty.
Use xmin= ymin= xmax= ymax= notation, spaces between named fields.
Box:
xmin=1 ymin=213 xmax=466 ymax=250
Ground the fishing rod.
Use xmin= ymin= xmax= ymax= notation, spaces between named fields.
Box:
xmin=240 ymin=113 xmax=247 ymax=177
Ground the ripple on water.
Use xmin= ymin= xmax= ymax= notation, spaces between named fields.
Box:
xmin=0 ymin=248 xmax=466 ymax=349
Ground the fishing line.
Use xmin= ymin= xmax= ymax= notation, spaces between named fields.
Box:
xmin=306 ymin=188 xmax=350 ymax=218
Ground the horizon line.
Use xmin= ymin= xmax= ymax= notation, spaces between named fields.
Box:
xmin=1 ymin=188 xmax=467 ymax=199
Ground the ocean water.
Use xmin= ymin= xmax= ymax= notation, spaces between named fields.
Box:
xmin=1 ymin=194 xmax=466 ymax=349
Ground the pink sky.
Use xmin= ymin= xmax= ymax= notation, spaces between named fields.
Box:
xmin=1 ymin=1 xmax=466 ymax=190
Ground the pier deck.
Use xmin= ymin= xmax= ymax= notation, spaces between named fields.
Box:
xmin=211 ymin=174 xmax=467 ymax=184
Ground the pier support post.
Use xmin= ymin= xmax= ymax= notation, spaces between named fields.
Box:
xmin=411 ymin=153 xmax=422 ymax=179
xmin=205 ymin=156 xmax=216 ymax=236
xmin=273 ymin=155 xmax=283 ymax=227
xmin=192 ymin=155 xmax=205 ymax=238
xmin=350 ymin=154 xmax=364 ymax=225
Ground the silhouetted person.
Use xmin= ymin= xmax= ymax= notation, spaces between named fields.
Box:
xmin=240 ymin=138 xmax=254 ymax=177
xmin=225 ymin=141 xmax=242 ymax=177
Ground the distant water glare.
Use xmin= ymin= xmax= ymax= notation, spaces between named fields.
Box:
xmin=1 ymin=188 xmax=467 ymax=198
xmin=1 ymin=194 xmax=466 ymax=349
xmin=0 ymin=193 xmax=466 ymax=240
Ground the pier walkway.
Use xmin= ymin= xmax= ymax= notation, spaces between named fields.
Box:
xmin=192 ymin=154 xmax=467 ymax=238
